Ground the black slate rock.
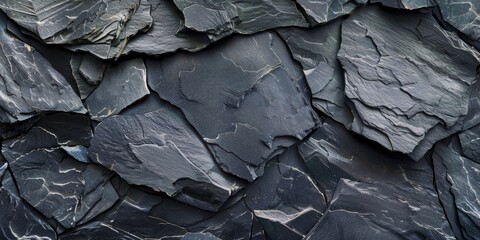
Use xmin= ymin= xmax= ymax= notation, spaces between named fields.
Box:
xmin=433 ymin=137 xmax=480 ymax=240
xmin=338 ymin=5 xmax=480 ymax=159
xmin=85 ymin=58 xmax=150 ymax=121
xmin=173 ymin=0 xmax=308 ymax=41
xmin=0 ymin=12 xmax=86 ymax=123
xmin=0 ymin=161 xmax=57 ymax=240
xmin=1 ymin=113 xmax=118 ymax=229
xmin=89 ymin=105 xmax=242 ymax=211
xmin=148 ymin=31 xmax=319 ymax=181
xmin=277 ymin=18 xmax=353 ymax=126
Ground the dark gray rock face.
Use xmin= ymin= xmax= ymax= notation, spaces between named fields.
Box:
xmin=0 ymin=12 xmax=85 ymax=123
xmin=89 ymin=106 xmax=242 ymax=211
xmin=298 ymin=119 xmax=435 ymax=201
xmin=1 ymin=113 xmax=118 ymax=229
xmin=305 ymin=178 xmax=455 ymax=240
xmin=338 ymin=6 xmax=480 ymax=159
xmin=295 ymin=0 xmax=359 ymax=25
xmin=370 ymin=0 xmax=435 ymax=9
xmin=0 ymin=0 xmax=153 ymax=60
xmin=85 ymin=58 xmax=149 ymax=121
xmin=245 ymin=149 xmax=327 ymax=240
xmin=123 ymin=0 xmax=211 ymax=56
xmin=277 ymin=19 xmax=353 ymax=126
xmin=172 ymin=0 xmax=308 ymax=40
xmin=459 ymin=124 xmax=480 ymax=164
xmin=437 ymin=0 xmax=480 ymax=44
xmin=433 ymin=137 xmax=480 ymax=240
xmin=0 ymin=161 xmax=57 ymax=240
xmin=59 ymin=186 xmax=189 ymax=240
xmin=148 ymin=31 xmax=319 ymax=181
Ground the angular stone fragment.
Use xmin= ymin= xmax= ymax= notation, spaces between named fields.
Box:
xmin=437 ymin=0 xmax=480 ymax=44
xmin=295 ymin=0 xmax=358 ymax=25
xmin=459 ymin=124 xmax=480 ymax=164
xmin=148 ymin=31 xmax=319 ymax=181
xmin=59 ymin=187 xmax=188 ymax=240
xmin=433 ymin=138 xmax=480 ymax=240
xmin=70 ymin=54 xmax=97 ymax=100
xmin=173 ymin=0 xmax=308 ymax=40
xmin=370 ymin=0 xmax=435 ymax=9
xmin=0 ymin=161 xmax=57 ymax=240
xmin=0 ymin=0 xmax=153 ymax=59
xmin=78 ymin=54 xmax=105 ymax=86
xmin=188 ymin=201 xmax=255 ymax=239
xmin=277 ymin=19 xmax=353 ymax=125
xmin=123 ymin=0 xmax=211 ymax=56
xmin=85 ymin=58 xmax=149 ymax=121
xmin=298 ymin=119 xmax=436 ymax=201
xmin=245 ymin=148 xmax=326 ymax=239
xmin=305 ymin=179 xmax=455 ymax=240
xmin=89 ymin=106 xmax=242 ymax=211
xmin=1 ymin=113 xmax=118 ymax=229
xmin=0 ymin=12 xmax=85 ymax=123
xmin=338 ymin=6 xmax=480 ymax=159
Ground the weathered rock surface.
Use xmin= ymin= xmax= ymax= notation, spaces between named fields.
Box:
xmin=338 ymin=6 xmax=480 ymax=159
xmin=459 ymin=124 xmax=480 ymax=164
xmin=0 ymin=161 xmax=57 ymax=240
xmin=1 ymin=113 xmax=118 ymax=229
xmin=59 ymin=186 xmax=190 ymax=239
xmin=295 ymin=0 xmax=359 ymax=25
xmin=123 ymin=0 xmax=211 ymax=56
xmin=305 ymin=178 xmax=455 ymax=240
xmin=85 ymin=58 xmax=149 ymax=121
xmin=0 ymin=12 xmax=85 ymax=123
xmin=245 ymin=148 xmax=327 ymax=240
xmin=173 ymin=0 xmax=308 ymax=40
xmin=437 ymin=0 xmax=480 ymax=44
xmin=370 ymin=0 xmax=435 ymax=9
xmin=277 ymin=19 xmax=353 ymax=125
xmin=148 ymin=31 xmax=319 ymax=181
xmin=0 ymin=0 xmax=153 ymax=59
xmin=89 ymin=105 xmax=242 ymax=211
xmin=433 ymin=137 xmax=480 ymax=240
xmin=298 ymin=119 xmax=434 ymax=201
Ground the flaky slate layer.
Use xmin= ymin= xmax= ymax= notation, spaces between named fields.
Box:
xmin=173 ymin=0 xmax=308 ymax=41
xmin=148 ymin=31 xmax=319 ymax=181
xmin=89 ymin=106 xmax=242 ymax=211
xmin=0 ymin=13 xmax=85 ymax=123
xmin=338 ymin=6 xmax=480 ymax=159
xmin=1 ymin=113 xmax=118 ymax=229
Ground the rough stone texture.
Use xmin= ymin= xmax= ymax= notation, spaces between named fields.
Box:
xmin=148 ymin=31 xmax=319 ymax=181
xmin=85 ymin=58 xmax=149 ymax=121
xmin=277 ymin=18 xmax=353 ymax=126
xmin=0 ymin=161 xmax=57 ymax=240
xmin=89 ymin=105 xmax=242 ymax=211
xmin=338 ymin=6 xmax=480 ymax=159
xmin=59 ymin=186 xmax=190 ymax=239
xmin=295 ymin=0 xmax=359 ymax=25
xmin=459 ymin=124 xmax=480 ymax=164
xmin=245 ymin=148 xmax=327 ymax=239
xmin=0 ymin=0 xmax=153 ymax=59
xmin=433 ymin=137 xmax=480 ymax=240
xmin=370 ymin=0 xmax=435 ymax=9
xmin=0 ymin=12 xmax=85 ymax=123
xmin=305 ymin=178 xmax=455 ymax=240
xmin=123 ymin=0 xmax=211 ymax=56
xmin=298 ymin=119 xmax=435 ymax=201
xmin=1 ymin=113 xmax=118 ymax=229
xmin=173 ymin=0 xmax=308 ymax=40
xmin=437 ymin=0 xmax=480 ymax=44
